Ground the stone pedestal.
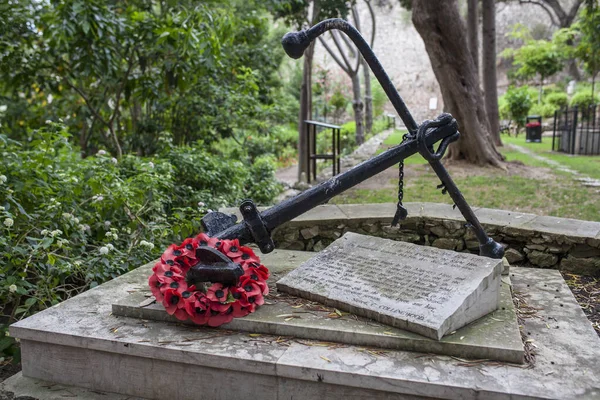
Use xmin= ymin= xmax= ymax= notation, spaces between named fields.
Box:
xmin=6 ymin=249 xmax=600 ymax=400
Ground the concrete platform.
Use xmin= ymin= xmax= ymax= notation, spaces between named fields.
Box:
xmin=112 ymin=249 xmax=523 ymax=363
xmin=7 ymin=250 xmax=600 ymax=400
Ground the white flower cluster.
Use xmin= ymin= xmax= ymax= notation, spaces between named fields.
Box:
xmin=56 ymin=238 xmax=69 ymax=248
xmin=78 ymin=224 xmax=90 ymax=232
xmin=92 ymin=194 xmax=104 ymax=202
xmin=99 ymin=246 xmax=110 ymax=255
xmin=105 ymin=230 xmax=118 ymax=240
xmin=4 ymin=217 xmax=14 ymax=227
xmin=97 ymin=150 xmax=107 ymax=156
xmin=9 ymin=284 xmax=17 ymax=293
xmin=40 ymin=229 xmax=63 ymax=237
xmin=0 ymin=174 xmax=7 ymax=184
xmin=46 ymin=197 xmax=61 ymax=210
xmin=62 ymin=212 xmax=80 ymax=224
xmin=139 ymin=240 xmax=154 ymax=250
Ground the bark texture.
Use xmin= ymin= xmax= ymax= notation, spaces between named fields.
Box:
xmin=467 ymin=0 xmax=479 ymax=76
xmin=482 ymin=0 xmax=501 ymax=146
xmin=297 ymin=42 xmax=315 ymax=182
xmin=363 ymin=58 xmax=373 ymax=135
xmin=412 ymin=0 xmax=503 ymax=167
xmin=297 ymin=1 xmax=321 ymax=182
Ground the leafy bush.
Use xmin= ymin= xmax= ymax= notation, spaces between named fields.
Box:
xmin=504 ymin=86 xmax=533 ymax=132
xmin=0 ymin=123 xmax=281 ymax=360
xmin=529 ymin=103 xmax=556 ymax=118
xmin=544 ymin=92 xmax=569 ymax=110
xmin=498 ymin=95 xmax=510 ymax=121
xmin=371 ymin=81 xmax=388 ymax=118
xmin=569 ymin=89 xmax=599 ymax=109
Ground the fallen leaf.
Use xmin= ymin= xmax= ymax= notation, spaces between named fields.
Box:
xmin=138 ymin=297 xmax=156 ymax=308
xmin=320 ymin=356 xmax=331 ymax=363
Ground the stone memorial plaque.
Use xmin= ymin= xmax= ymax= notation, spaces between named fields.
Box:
xmin=276 ymin=232 xmax=503 ymax=340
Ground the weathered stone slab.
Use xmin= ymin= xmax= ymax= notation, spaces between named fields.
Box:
xmin=112 ymin=275 xmax=523 ymax=363
xmin=8 ymin=248 xmax=600 ymax=399
xmin=522 ymin=215 xmax=600 ymax=239
xmin=277 ymin=232 xmax=502 ymax=340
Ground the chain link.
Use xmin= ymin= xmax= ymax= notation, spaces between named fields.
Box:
xmin=391 ymin=132 xmax=410 ymax=226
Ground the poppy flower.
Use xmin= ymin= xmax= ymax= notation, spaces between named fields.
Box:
xmin=248 ymin=293 xmax=265 ymax=307
xmin=195 ymin=233 xmax=223 ymax=249
xmin=230 ymin=286 xmax=249 ymax=306
xmin=185 ymin=294 xmax=210 ymax=325
xmin=222 ymin=239 xmax=243 ymax=258
xmin=154 ymin=263 xmax=185 ymax=281
xmin=208 ymin=300 xmax=232 ymax=313
xmin=162 ymin=280 xmax=190 ymax=297
xmin=232 ymin=301 xmax=250 ymax=318
xmin=148 ymin=274 xmax=164 ymax=302
xmin=179 ymin=237 xmax=198 ymax=259
xmin=162 ymin=288 xmax=188 ymax=320
xmin=207 ymin=307 xmax=234 ymax=327
xmin=239 ymin=277 xmax=262 ymax=298
xmin=232 ymin=246 xmax=260 ymax=265
xmin=206 ymin=283 xmax=229 ymax=302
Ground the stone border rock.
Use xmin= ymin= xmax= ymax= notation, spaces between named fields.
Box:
xmin=220 ymin=202 xmax=600 ymax=276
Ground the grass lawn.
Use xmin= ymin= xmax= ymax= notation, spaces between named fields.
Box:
xmin=502 ymin=135 xmax=600 ymax=180
xmin=332 ymin=132 xmax=600 ymax=221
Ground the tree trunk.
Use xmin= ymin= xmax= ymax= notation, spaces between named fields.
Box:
xmin=412 ymin=0 xmax=503 ymax=167
xmin=467 ymin=0 xmax=479 ymax=77
xmin=298 ymin=42 xmax=315 ymax=182
xmin=363 ymin=57 xmax=373 ymax=135
xmin=482 ymin=0 xmax=501 ymax=146
xmin=351 ymin=72 xmax=365 ymax=145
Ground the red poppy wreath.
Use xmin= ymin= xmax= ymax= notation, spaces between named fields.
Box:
xmin=148 ymin=233 xmax=269 ymax=327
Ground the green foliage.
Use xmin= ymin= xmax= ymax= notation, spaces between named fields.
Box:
xmin=504 ymin=86 xmax=533 ymax=131
xmin=0 ymin=123 xmax=280 ymax=360
xmin=510 ymin=39 xmax=565 ymax=82
xmin=572 ymin=2 xmax=600 ymax=84
xmin=544 ymin=92 xmax=569 ymax=110
xmin=504 ymin=25 xmax=567 ymax=100
xmin=529 ymin=103 xmax=556 ymax=118
xmin=569 ymin=89 xmax=599 ymax=109
xmin=371 ymin=80 xmax=388 ymax=118
xmin=329 ymin=88 xmax=350 ymax=122
xmin=0 ymin=0 xmax=288 ymax=156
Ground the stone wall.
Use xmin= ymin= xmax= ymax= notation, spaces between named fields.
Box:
xmin=222 ymin=202 xmax=600 ymax=276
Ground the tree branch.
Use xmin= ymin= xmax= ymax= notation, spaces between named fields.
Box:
xmin=365 ymin=0 xmax=376 ymax=48
xmin=331 ymin=30 xmax=356 ymax=72
xmin=350 ymin=6 xmax=362 ymax=73
xmin=518 ymin=0 xmax=559 ymax=26
xmin=317 ymin=36 xmax=351 ymax=75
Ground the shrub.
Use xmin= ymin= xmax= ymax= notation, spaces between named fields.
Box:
xmin=504 ymin=86 xmax=533 ymax=132
xmin=371 ymin=81 xmax=387 ymax=118
xmin=529 ymin=103 xmax=556 ymax=118
xmin=544 ymin=92 xmax=569 ymax=110
xmin=0 ymin=122 xmax=281 ymax=360
xmin=569 ymin=89 xmax=599 ymax=109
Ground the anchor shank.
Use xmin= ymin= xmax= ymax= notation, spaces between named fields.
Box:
xmin=216 ymin=122 xmax=457 ymax=242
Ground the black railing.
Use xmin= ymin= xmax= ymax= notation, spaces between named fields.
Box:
xmin=304 ymin=120 xmax=341 ymax=183
xmin=552 ymin=104 xmax=599 ymax=155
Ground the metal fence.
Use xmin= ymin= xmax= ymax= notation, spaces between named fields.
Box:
xmin=552 ymin=104 xmax=600 ymax=155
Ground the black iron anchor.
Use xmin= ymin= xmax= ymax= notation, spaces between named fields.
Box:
xmin=192 ymin=18 xmax=504 ymax=285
